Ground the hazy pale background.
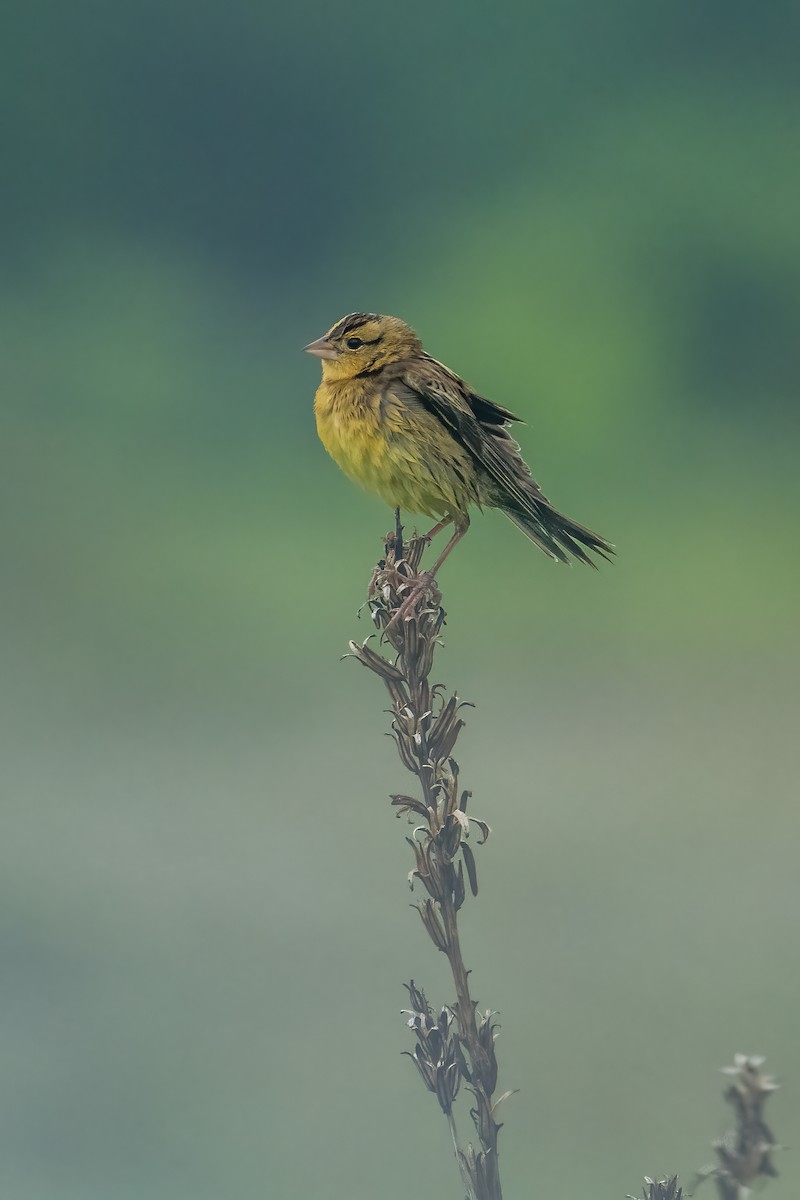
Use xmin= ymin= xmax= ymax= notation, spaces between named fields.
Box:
xmin=2 ymin=2 xmax=798 ymax=1197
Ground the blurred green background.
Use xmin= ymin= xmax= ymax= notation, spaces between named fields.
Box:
xmin=2 ymin=2 xmax=798 ymax=1197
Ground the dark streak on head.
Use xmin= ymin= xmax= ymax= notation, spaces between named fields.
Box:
xmin=328 ymin=312 xmax=381 ymax=339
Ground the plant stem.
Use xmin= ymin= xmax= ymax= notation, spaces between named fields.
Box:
xmin=349 ymin=527 xmax=506 ymax=1200
xmin=447 ymin=1111 xmax=477 ymax=1200
xmin=440 ymin=888 xmax=502 ymax=1200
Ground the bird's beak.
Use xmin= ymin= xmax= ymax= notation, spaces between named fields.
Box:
xmin=304 ymin=335 xmax=338 ymax=360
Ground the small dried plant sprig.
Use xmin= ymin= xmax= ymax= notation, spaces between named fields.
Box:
xmin=631 ymin=1055 xmax=781 ymax=1200
xmin=348 ymin=520 xmax=506 ymax=1200
xmin=628 ymin=1178 xmax=684 ymax=1200
xmin=695 ymin=1054 xmax=780 ymax=1200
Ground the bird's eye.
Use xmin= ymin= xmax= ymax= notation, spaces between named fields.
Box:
xmin=346 ymin=337 xmax=363 ymax=349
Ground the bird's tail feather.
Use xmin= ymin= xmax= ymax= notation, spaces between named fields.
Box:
xmin=502 ymin=500 xmax=615 ymax=567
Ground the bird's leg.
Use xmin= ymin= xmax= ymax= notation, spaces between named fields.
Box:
xmin=388 ymin=515 xmax=470 ymax=628
xmin=422 ymin=514 xmax=453 ymax=544
xmin=394 ymin=507 xmax=403 ymax=562
xmin=426 ymin=516 xmax=469 ymax=578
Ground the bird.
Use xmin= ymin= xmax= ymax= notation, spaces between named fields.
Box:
xmin=305 ymin=312 xmax=613 ymax=604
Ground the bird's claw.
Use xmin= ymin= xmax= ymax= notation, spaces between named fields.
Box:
xmin=384 ymin=571 xmax=439 ymax=632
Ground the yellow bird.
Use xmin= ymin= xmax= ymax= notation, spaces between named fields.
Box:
xmin=306 ymin=312 xmax=613 ymax=586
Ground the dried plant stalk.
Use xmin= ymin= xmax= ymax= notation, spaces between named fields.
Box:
xmin=633 ymin=1054 xmax=781 ymax=1200
xmin=695 ymin=1055 xmax=780 ymax=1199
xmin=629 ymin=1179 xmax=684 ymax=1200
xmin=348 ymin=518 xmax=506 ymax=1200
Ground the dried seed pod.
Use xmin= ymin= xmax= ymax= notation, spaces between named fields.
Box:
xmin=415 ymin=899 xmax=449 ymax=952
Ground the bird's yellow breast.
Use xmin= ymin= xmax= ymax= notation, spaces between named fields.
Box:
xmin=314 ymin=379 xmax=389 ymax=491
xmin=314 ymin=379 xmax=476 ymax=518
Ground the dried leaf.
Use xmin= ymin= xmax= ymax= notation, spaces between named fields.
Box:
xmin=462 ymin=842 xmax=479 ymax=896
xmin=469 ymin=817 xmax=491 ymax=844
xmin=390 ymin=793 xmax=428 ymax=818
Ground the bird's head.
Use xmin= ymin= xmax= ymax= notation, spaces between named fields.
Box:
xmin=304 ymin=313 xmax=421 ymax=381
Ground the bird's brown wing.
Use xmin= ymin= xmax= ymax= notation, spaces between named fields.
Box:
xmin=397 ymin=356 xmax=614 ymax=566
xmin=421 ymin=355 xmax=524 ymax=428
xmin=399 ymin=356 xmax=547 ymax=517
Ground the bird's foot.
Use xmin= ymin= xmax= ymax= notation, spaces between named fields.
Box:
xmin=384 ymin=570 xmax=441 ymax=633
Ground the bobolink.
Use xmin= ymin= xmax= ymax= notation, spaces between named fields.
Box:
xmin=306 ymin=312 xmax=613 ymax=589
